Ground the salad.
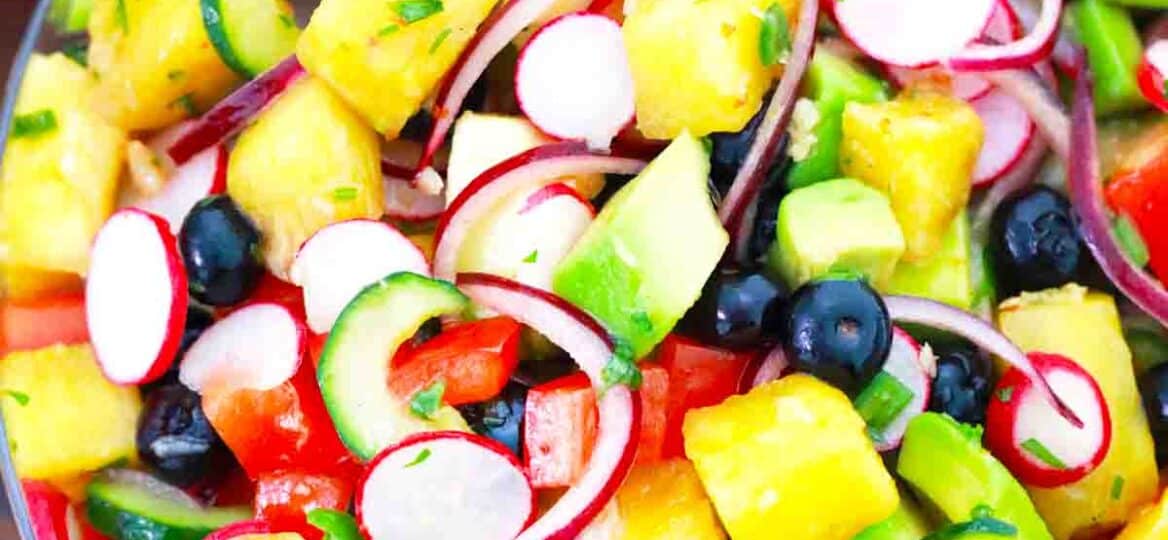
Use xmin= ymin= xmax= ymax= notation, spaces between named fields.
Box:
xmin=1 ymin=0 xmax=1167 ymax=538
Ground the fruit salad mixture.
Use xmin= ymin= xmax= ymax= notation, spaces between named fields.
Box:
xmin=1 ymin=0 xmax=1168 ymax=538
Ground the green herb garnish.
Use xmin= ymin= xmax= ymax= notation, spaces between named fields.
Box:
xmin=167 ymin=69 xmax=185 ymax=81
xmin=62 ymin=41 xmax=88 ymax=67
xmin=379 ymin=24 xmax=401 ymax=36
xmin=410 ymin=380 xmax=446 ymax=419
xmin=115 ymin=0 xmax=129 ymax=33
xmin=1020 ymin=438 xmax=1067 ymax=470
xmin=1111 ymin=475 xmax=1125 ymax=500
xmin=0 ymin=390 xmax=29 ymax=406
xmin=523 ymin=250 xmax=539 ymax=263
xmin=278 ymin=13 xmax=297 ymax=28
xmin=430 ymin=28 xmax=452 ymax=54
xmin=758 ymin=3 xmax=791 ymax=67
xmin=995 ymin=386 xmax=1014 ymax=403
xmin=631 ymin=311 xmax=653 ymax=333
xmin=392 ymin=0 xmax=444 ymax=24
xmin=333 ymin=186 xmax=359 ymax=201
xmin=171 ymin=94 xmax=198 ymax=117
xmin=853 ymin=372 xmax=914 ymax=432
xmin=404 ymin=448 xmax=432 ymax=467
xmin=307 ymin=509 xmax=363 ymax=540
xmin=924 ymin=516 xmax=1017 ymax=539
xmin=601 ymin=339 xmax=643 ymax=390
xmin=11 ymin=110 xmax=57 ymax=139
xmin=1114 ymin=213 xmax=1150 ymax=267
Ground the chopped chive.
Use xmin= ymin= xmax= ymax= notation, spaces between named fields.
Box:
xmin=278 ymin=13 xmax=297 ymax=28
xmin=853 ymin=372 xmax=914 ymax=432
xmin=409 ymin=380 xmax=445 ymax=419
xmin=995 ymin=386 xmax=1014 ymax=403
xmin=404 ymin=448 xmax=432 ymax=468
xmin=1114 ymin=213 xmax=1149 ymax=267
xmin=171 ymin=94 xmax=198 ymax=117
xmin=61 ymin=41 xmax=88 ymax=67
xmin=700 ymin=136 xmax=713 ymax=155
xmin=378 ymin=24 xmax=401 ymax=36
xmin=166 ymin=69 xmax=185 ymax=81
xmin=758 ymin=3 xmax=791 ymax=67
xmin=429 ymin=28 xmax=452 ymax=54
xmin=11 ymin=110 xmax=58 ymax=139
xmin=0 ymin=390 xmax=29 ymax=406
xmin=306 ymin=508 xmax=363 ymax=540
xmin=523 ymin=250 xmax=538 ymax=263
xmin=115 ymin=0 xmax=129 ymax=33
xmin=631 ymin=311 xmax=653 ymax=333
xmin=601 ymin=339 xmax=643 ymax=390
xmin=1020 ymin=438 xmax=1067 ymax=470
xmin=332 ymin=186 xmax=359 ymax=201
xmin=1111 ymin=475 xmax=1125 ymax=500
xmin=391 ymin=0 xmax=443 ymax=24
xmin=923 ymin=516 xmax=1017 ymax=539
xmin=103 ymin=456 xmax=130 ymax=469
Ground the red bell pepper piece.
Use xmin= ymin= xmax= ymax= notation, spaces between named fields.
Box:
xmin=388 ymin=317 xmax=521 ymax=406
xmin=241 ymin=273 xmax=305 ymax=319
xmin=255 ymin=470 xmax=354 ymax=540
xmin=1 ymin=294 xmax=88 ymax=355
xmin=202 ymin=363 xmax=353 ymax=479
xmin=657 ymin=334 xmax=750 ymax=458
xmin=633 ymin=363 xmax=669 ymax=465
xmin=1105 ymin=123 xmax=1168 ymax=286
xmin=22 ymin=481 xmax=75 ymax=540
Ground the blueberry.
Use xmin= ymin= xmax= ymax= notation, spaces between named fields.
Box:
xmin=679 ymin=268 xmax=786 ymax=350
xmin=928 ymin=349 xmax=992 ymax=425
xmin=991 ymin=186 xmax=1084 ymax=297
xmin=400 ymin=109 xmax=434 ymax=141
xmin=782 ymin=278 xmax=892 ymax=396
xmin=1139 ymin=364 xmax=1168 ymax=465
xmin=146 ymin=304 xmax=216 ymax=390
xmin=709 ymin=109 xmax=764 ymax=196
xmin=745 ymin=161 xmax=789 ymax=263
xmin=457 ymin=382 xmax=526 ymax=457
xmin=179 ymin=196 xmax=263 ymax=306
xmin=136 ymin=384 xmax=228 ymax=486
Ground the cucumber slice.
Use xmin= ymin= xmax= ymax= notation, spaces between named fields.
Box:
xmin=201 ymin=0 xmax=300 ymax=78
xmin=86 ymin=469 xmax=251 ymax=540
xmin=319 ymin=272 xmax=471 ymax=460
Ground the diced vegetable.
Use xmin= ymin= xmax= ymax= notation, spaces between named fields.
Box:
xmin=1070 ymin=0 xmax=1146 ymax=116
xmin=524 ymin=373 xmax=597 ymax=489
xmin=50 ymin=0 xmax=93 ymax=33
xmin=0 ymin=345 xmax=139 ymax=479
xmin=885 ymin=212 xmax=973 ymax=309
xmin=1105 ymin=122 xmax=1168 ymax=286
xmin=88 ymin=0 xmax=241 ymax=130
xmin=388 ymin=317 xmax=522 ymax=406
xmin=1115 ymin=488 xmax=1168 ymax=540
xmin=23 ymin=480 xmax=80 ymax=540
xmin=200 ymin=0 xmax=300 ymax=78
xmin=0 ymin=294 xmax=88 ymax=356
xmin=614 ymin=459 xmax=726 ymax=539
xmin=87 ymin=469 xmax=251 ymax=540
xmin=657 ymin=334 xmax=750 ymax=458
xmin=634 ymin=363 xmax=669 ymax=465
xmin=255 ymin=470 xmax=354 ymax=538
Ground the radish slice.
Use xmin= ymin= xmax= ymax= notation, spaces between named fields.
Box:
xmin=985 ymin=352 xmax=1111 ymax=487
xmin=973 ymin=134 xmax=1048 ymax=231
xmin=865 ymin=328 xmax=933 ymax=451
xmin=833 ymin=0 xmax=996 ymax=68
xmin=166 ymin=56 xmax=306 ymax=165
xmin=719 ymin=0 xmax=818 ymax=262
xmin=23 ymin=481 xmax=82 ymax=540
xmin=433 ymin=143 xmax=646 ymax=281
xmin=947 ymin=0 xmax=1063 ymax=71
xmin=456 ymin=273 xmax=641 ymax=540
xmin=520 ymin=182 xmax=594 ymax=216
xmin=738 ymin=345 xmax=789 ymax=393
xmin=1137 ymin=41 xmax=1168 ymax=113
xmin=205 ymin=520 xmax=276 ymax=540
xmin=179 ymin=303 xmax=304 ymax=393
xmin=882 ymin=295 xmax=1082 ymax=426
xmin=515 ymin=14 xmax=635 ymax=150
xmin=416 ymin=0 xmax=562 ymax=179
xmin=289 ymin=220 xmax=430 ymax=334
xmin=382 ymin=161 xmax=445 ymax=222
xmin=86 ymin=209 xmax=188 ymax=385
xmin=131 ymin=145 xmax=228 ymax=233
xmin=971 ymin=89 xmax=1036 ymax=187
xmin=982 ymin=67 xmax=1069 ymax=161
xmin=357 ymin=431 xmax=535 ymax=540
xmin=1067 ymin=64 xmax=1168 ymax=327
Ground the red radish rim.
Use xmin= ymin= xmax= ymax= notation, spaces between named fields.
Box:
xmin=381 ymin=161 xmax=445 ymax=222
xmin=514 ymin=13 xmax=635 ymax=150
xmin=832 ymin=0 xmax=996 ymax=69
xmin=416 ymin=0 xmax=563 ymax=179
xmin=946 ymin=0 xmax=1062 ymax=71
xmin=456 ymin=272 xmax=641 ymax=540
xmin=871 ymin=328 xmax=933 ymax=451
xmin=973 ymin=134 xmax=1048 ymax=231
xmin=1138 ymin=42 xmax=1168 ymax=113
xmin=738 ymin=344 xmax=789 ymax=393
xmin=718 ymin=0 xmax=817 ymax=263
xmin=982 ymin=67 xmax=1069 ymax=161
xmin=1066 ymin=60 xmax=1168 ymax=327
xmin=433 ymin=143 xmax=646 ymax=280
xmin=131 ymin=145 xmax=228 ymax=233
xmin=86 ymin=209 xmax=188 ymax=386
xmin=520 ymin=183 xmax=595 ymax=216
xmin=971 ymin=88 xmax=1037 ymax=188
xmin=166 ymin=56 xmax=306 ymax=165
xmin=205 ymin=520 xmax=276 ymax=540
xmin=881 ymin=295 xmax=1082 ymax=427
xmin=356 ymin=431 xmax=536 ymax=540
xmin=178 ymin=302 xmax=306 ymax=394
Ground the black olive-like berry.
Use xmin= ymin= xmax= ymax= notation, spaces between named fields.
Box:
xmin=136 ymin=384 xmax=228 ymax=486
xmin=457 ymin=382 xmax=527 ymax=457
xmin=179 ymin=195 xmax=263 ymax=306
xmin=928 ymin=349 xmax=992 ymax=425
xmin=1139 ymin=363 xmax=1168 ymax=466
xmin=679 ymin=268 xmax=786 ymax=350
xmin=990 ymin=186 xmax=1084 ymax=297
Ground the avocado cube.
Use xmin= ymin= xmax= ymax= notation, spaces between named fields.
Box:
xmin=767 ymin=178 xmax=905 ymax=289
xmin=553 ymin=133 xmax=727 ymax=359
xmin=885 ymin=211 xmax=973 ymax=308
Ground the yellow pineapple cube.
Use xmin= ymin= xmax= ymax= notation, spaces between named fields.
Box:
xmin=297 ymin=0 xmax=497 ymax=137
xmin=0 ymin=345 xmax=140 ymax=479
xmin=615 ymin=459 xmax=726 ymax=539
xmin=998 ymin=285 xmax=1159 ymax=540
xmin=88 ymin=0 xmax=241 ymax=131
xmin=2 ymin=53 xmax=125 ymax=277
xmin=683 ymin=374 xmax=897 ymax=540
xmin=622 ymin=0 xmax=799 ymax=138
xmin=1116 ymin=488 xmax=1168 ymax=540
xmin=840 ymin=92 xmax=982 ymax=261
xmin=228 ymin=77 xmax=384 ymax=280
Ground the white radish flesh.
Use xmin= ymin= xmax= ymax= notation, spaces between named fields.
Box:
xmin=971 ymin=89 xmax=1036 ymax=187
xmin=179 ymin=303 xmax=304 ymax=393
xmin=833 ymin=0 xmax=996 ymax=68
xmin=870 ymin=328 xmax=933 ymax=451
xmin=131 ymin=145 xmax=227 ymax=233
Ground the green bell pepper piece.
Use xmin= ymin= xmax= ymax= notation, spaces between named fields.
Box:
xmin=1070 ymin=0 xmax=1146 ymax=116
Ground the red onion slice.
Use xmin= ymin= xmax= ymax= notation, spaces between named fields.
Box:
xmin=947 ymin=0 xmax=1063 ymax=71
xmin=456 ymin=273 xmax=641 ymax=540
xmin=382 ymin=160 xmax=446 ymax=222
xmin=1066 ymin=65 xmax=1168 ymax=327
xmin=972 ymin=133 xmax=1049 ymax=235
xmin=718 ymin=0 xmax=818 ymax=263
xmin=982 ymin=67 xmax=1069 ymax=160
xmin=416 ymin=0 xmax=561 ymax=179
xmin=166 ymin=56 xmax=306 ymax=165
xmin=1008 ymin=0 xmax=1077 ymax=77
xmin=738 ymin=344 xmax=789 ymax=393
xmin=433 ymin=143 xmax=646 ymax=280
xmin=882 ymin=295 xmax=1083 ymax=426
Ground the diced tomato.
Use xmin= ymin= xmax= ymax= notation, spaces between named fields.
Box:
xmin=22 ymin=480 xmax=73 ymax=540
xmin=1 ymin=294 xmax=88 ymax=355
xmin=242 ymin=273 xmax=305 ymax=318
xmin=634 ymin=363 xmax=669 ymax=465
xmin=388 ymin=317 xmax=521 ymax=406
xmin=656 ymin=334 xmax=750 ymax=458
xmin=202 ymin=364 xmax=353 ymax=479
xmin=1105 ymin=123 xmax=1168 ymax=286
xmin=255 ymin=470 xmax=354 ymax=540
xmin=525 ymin=373 xmax=597 ymax=488
xmin=308 ymin=332 xmax=329 ymax=369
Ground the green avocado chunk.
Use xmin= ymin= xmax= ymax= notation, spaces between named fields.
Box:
xmin=553 ymin=132 xmax=728 ymax=358
xmin=767 ymin=177 xmax=905 ymax=289
xmin=897 ymin=413 xmax=1054 ymax=540
xmin=885 ymin=212 xmax=972 ymax=309
xmin=853 ymin=489 xmax=932 ymax=540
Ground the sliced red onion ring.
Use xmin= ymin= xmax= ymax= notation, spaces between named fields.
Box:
xmin=1067 ymin=65 xmax=1168 ymax=327
xmin=947 ymin=0 xmax=1063 ymax=71
xmin=718 ymin=0 xmax=818 ymax=263
xmin=1008 ymin=0 xmax=1077 ymax=76
xmin=738 ymin=344 xmax=789 ymax=393
xmin=382 ymin=160 xmax=445 ymax=222
xmin=416 ymin=0 xmax=561 ymax=180
xmin=457 ymin=273 xmax=641 ymax=540
xmin=982 ymin=67 xmax=1069 ymax=160
xmin=882 ymin=295 xmax=1083 ymax=426
xmin=972 ymin=134 xmax=1049 ymax=235
xmin=433 ymin=143 xmax=646 ymax=280
xmin=166 ymin=56 xmax=306 ymax=165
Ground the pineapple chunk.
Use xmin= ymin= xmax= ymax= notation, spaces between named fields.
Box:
xmin=2 ymin=53 xmax=125 ymax=278
xmin=297 ymin=0 xmax=497 ymax=137
xmin=88 ymin=0 xmax=241 ymax=131
xmin=683 ymin=374 xmax=897 ymax=540
xmin=227 ymin=77 xmax=384 ymax=280
xmin=615 ymin=459 xmax=726 ymax=540
xmin=0 ymin=344 xmax=140 ymax=479
xmin=998 ymin=285 xmax=1159 ymax=540
xmin=840 ymin=92 xmax=982 ymax=261
xmin=1116 ymin=488 xmax=1168 ymax=540
xmin=622 ymin=0 xmax=798 ymax=138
